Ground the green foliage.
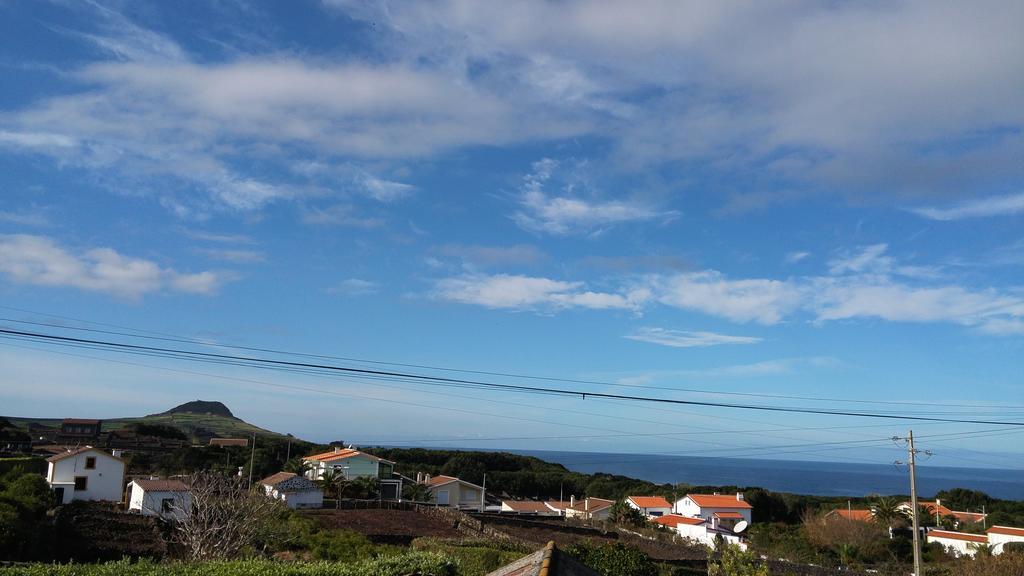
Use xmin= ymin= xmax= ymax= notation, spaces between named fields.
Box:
xmin=0 ymin=469 xmax=55 ymax=560
xmin=707 ymin=545 xmax=769 ymax=576
xmin=0 ymin=457 xmax=46 ymax=476
xmin=131 ymin=422 xmax=189 ymax=440
xmin=746 ymin=523 xmax=820 ymax=564
xmin=412 ymin=538 xmax=524 ymax=576
xmin=0 ymin=553 xmax=459 ymax=576
xmin=303 ymin=530 xmax=399 ymax=562
xmin=567 ymin=542 xmax=658 ymax=576
xmin=610 ymin=500 xmax=647 ymax=527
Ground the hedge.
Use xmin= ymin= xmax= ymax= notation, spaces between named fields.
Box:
xmin=0 ymin=553 xmax=457 ymax=576
xmin=0 ymin=457 xmax=45 ymax=476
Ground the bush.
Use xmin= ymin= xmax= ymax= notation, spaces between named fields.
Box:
xmin=0 ymin=553 xmax=458 ymax=576
xmin=567 ymin=542 xmax=657 ymax=576
xmin=707 ymin=545 xmax=769 ymax=576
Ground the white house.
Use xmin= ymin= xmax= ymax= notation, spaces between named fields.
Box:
xmin=500 ymin=500 xmax=565 ymax=516
xmin=46 ymin=446 xmax=125 ymax=504
xmin=563 ymin=497 xmax=614 ymax=521
xmin=303 ymin=448 xmax=402 ymax=500
xmin=655 ymin=514 xmax=747 ymax=550
xmin=128 ymin=478 xmax=191 ymax=522
xmin=988 ymin=526 xmax=1024 ymax=554
xmin=926 ymin=530 xmax=987 ymax=557
xmin=260 ymin=472 xmax=323 ymax=509
xmin=420 ymin=474 xmax=484 ymax=510
xmin=675 ymin=493 xmax=753 ymax=525
xmin=626 ymin=496 xmax=672 ymax=518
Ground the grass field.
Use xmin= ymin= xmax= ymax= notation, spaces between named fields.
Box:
xmin=4 ymin=412 xmax=281 ymax=441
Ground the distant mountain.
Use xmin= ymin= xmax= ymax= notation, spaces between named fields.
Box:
xmin=5 ymin=401 xmax=284 ymax=442
xmin=152 ymin=400 xmax=236 ymax=419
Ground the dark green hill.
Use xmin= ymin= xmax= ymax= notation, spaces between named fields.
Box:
xmin=152 ymin=400 xmax=236 ymax=419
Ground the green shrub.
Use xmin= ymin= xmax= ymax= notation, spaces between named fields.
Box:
xmin=567 ymin=542 xmax=657 ymax=576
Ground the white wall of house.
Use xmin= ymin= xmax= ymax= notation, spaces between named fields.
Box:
xmin=128 ymin=484 xmax=191 ymax=522
xmin=674 ymin=497 xmax=753 ymax=524
xmin=989 ymin=529 xmax=1024 ymax=555
xmin=926 ymin=533 xmax=981 ymax=557
xmin=265 ymin=486 xmax=323 ymax=509
xmin=47 ymin=450 xmax=124 ymax=503
xmin=675 ymin=523 xmax=747 ymax=550
xmin=626 ymin=499 xmax=671 ymax=518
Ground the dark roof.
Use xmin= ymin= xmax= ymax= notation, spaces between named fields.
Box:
xmin=62 ymin=419 xmax=101 ymax=425
xmin=46 ymin=446 xmax=123 ymax=463
xmin=133 ymin=479 xmax=188 ymax=491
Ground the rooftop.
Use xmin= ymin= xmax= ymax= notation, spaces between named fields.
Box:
xmin=928 ymin=530 xmax=988 ymax=543
xmin=627 ymin=496 xmax=672 ymax=509
xmin=686 ymin=494 xmax=753 ymax=510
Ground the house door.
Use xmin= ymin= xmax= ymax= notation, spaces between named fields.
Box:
xmin=436 ymin=490 xmax=449 ymax=505
xmin=53 ymin=487 xmax=65 ymax=504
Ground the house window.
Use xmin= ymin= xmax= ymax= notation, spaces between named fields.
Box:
xmin=85 ymin=457 xmax=96 ymax=469
xmin=436 ymin=490 xmax=450 ymax=505
xmin=162 ymin=498 xmax=174 ymax=513
xmin=74 ymin=476 xmax=88 ymax=491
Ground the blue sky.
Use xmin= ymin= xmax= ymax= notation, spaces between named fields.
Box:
xmin=1 ymin=0 xmax=1023 ymax=469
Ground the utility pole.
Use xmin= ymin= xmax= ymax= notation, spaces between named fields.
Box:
xmin=247 ymin=433 xmax=256 ymax=489
xmin=481 ymin=473 xmax=486 ymax=513
xmin=908 ymin=430 xmax=922 ymax=576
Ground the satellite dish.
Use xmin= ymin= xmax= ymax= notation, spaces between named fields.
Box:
xmin=733 ymin=520 xmax=749 ymax=533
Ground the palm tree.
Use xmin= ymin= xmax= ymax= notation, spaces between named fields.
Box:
xmin=870 ymin=496 xmax=903 ymax=527
xmin=403 ymin=482 xmax=432 ymax=503
xmin=318 ymin=468 xmax=346 ymax=508
xmin=968 ymin=542 xmax=995 ymax=557
xmin=283 ymin=458 xmax=313 ymax=477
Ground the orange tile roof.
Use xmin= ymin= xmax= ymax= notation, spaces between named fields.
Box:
xmin=303 ymin=448 xmax=394 ymax=464
xmin=426 ymin=475 xmax=458 ymax=486
xmin=833 ymin=509 xmax=875 ymax=522
xmin=951 ymin=511 xmax=987 ymax=524
xmin=928 ymin=530 xmax=987 ymax=543
xmin=686 ymin=494 xmax=753 ymax=509
xmin=260 ymin=471 xmax=298 ymax=486
xmin=654 ymin=514 xmax=706 ymax=528
xmin=568 ymin=497 xmax=614 ymax=512
xmin=628 ymin=496 xmax=672 ymax=509
xmin=714 ymin=511 xmax=744 ymax=519
xmin=544 ymin=501 xmax=572 ymax=510
xmin=989 ymin=526 xmax=1024 ymax=537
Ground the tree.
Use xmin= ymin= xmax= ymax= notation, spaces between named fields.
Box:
xmin=172 ymin=471 xmax=287 ymax=560
xmin=567 ymin=542 xmax=657 ymax=576
xmin=283 ymin=458 xmax=312 ymax=476
xmin=610 ymin=500 xmax=646 ymax=527
xmin=403 ymin=481 xmax=432 ymax=503
xmin=318 ymin=468 xmax=346 ymax=507
xmin=708 ymin=544 xmax=770 ymax=576
xmin=869 ymin=495 xmax=905 ymax=527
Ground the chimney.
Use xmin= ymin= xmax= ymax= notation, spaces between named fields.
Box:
xmin=334 ymin=447 xmax=341 ymax=453
xmin=713 ymin=492 xmax=720 ymax=496
xmin=736 ymin=492 xmax=744 ymax=501
xmin=711 ymin=516 xmax=720 ymax=529
xmin=111 ymin=449 xmax=123 ymax=458
xmin=570 ymin=495 xmax=575 ymax=507
xmin=425 ymin=474 xmax=431 ymax=483
xmin=416 ymin=472 xmax=424 ymax=483
xmin=585 ymin=498 xmax=590 ymax=512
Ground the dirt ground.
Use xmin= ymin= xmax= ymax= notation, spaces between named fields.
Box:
xmin=301 ymin=508 xmax=463 ymax=540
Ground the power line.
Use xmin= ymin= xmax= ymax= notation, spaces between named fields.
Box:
xmin=3 ymin=313 xmax=1020 ymax=410
xmin=3 ymin=327 xmax=1024 ymax=427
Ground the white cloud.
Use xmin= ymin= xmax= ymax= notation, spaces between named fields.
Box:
xmin=0 ymin=234 xmax=230 ymax=298
xmin=0 ymin=209 xmax=50 ymax=227
xmin=196 ymin=248 xmax=265 ymax=264
xmin=828 ymin=244 xmax=891 ymax=275
xmin=329 ymin=278 xmax=379 ymax=296
xmin=784 ymin=251 xmax=811 ymax=264
xmin=0 ymin=130 xmax=76 ymax=149
xmin=433 ymin=274 xmax=643 ymax=311
xmin=511 ymin=158 xmax=678 ymax=235
xmin=909 ymin=192 xmax=1024 ymax=221
xmin=182 ymin=230 xmax=256 ymax=244
xmin=625 ymin=327 xmax=762 ymax=348
xmin=653 ymin=271 xmax=803 ymax=325
xmin=300 ymin=204 xmax=384 ymax=228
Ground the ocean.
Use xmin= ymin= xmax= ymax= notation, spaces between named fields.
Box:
xmin=508 ymin=450 xmax=1024 ymax=500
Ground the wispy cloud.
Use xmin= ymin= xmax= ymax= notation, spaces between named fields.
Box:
xmin=909 ymin=192 xmax=1024 ymax=221
xmin=329 ymin=278 xmax=379 ymax=296
xmin=0 ymin=234 xmax=231 ymax=298
xmin=511 ymin=159 xmax=678 ymax=236
xmin=182 ymin=230 xmax=256 ymax=244
xmin=0 ymin=208 xmax=50 ymax=227
xmin=784 ymin=251 xmax=811 ymax=264
xmin=625 ymin=327 xmax=762 ymax=349
xmin=433 ymin=274 xmax=646 ymax=311
xmin=196 ymin=248 xmax=265 ymax=264
xmin=300 ymin=204 xmax=384 ymax=228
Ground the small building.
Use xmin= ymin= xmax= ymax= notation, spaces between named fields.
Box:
xmin=563 ymin=497 xmax=614 ymax=521
xmin=626 ymin=496 xmax=673 ymax=518
xmin=46 ymin=446 xmax=125 ymax=504
xmin=303 ymin=448 xmax=402 ymax=500
xmin=927 ymin=529 xmax=987 ymax=557
xmin=988 ymin=526 xmax=1024 ymax=555
xmin=658 ymin=514 xmax=747 ymax=549
xmin=501 ymin=500 xmax=564 ymax=516
xmin=60 ymin=419 xmax=102 ymax=439
xmin=420 ymin=474 xmax=485 ymax=510
xmin=209 ymin=438 xmax=249 ymax=447
xmin=674 ymin=493 xmax=753 ymax=525
xmin=828 ymin=509 xmax=874 ymax=522
xmin=128 ymin=478 xmax=191 ymax=521
xmin=260 ymin=472 xmax=323 ymax=509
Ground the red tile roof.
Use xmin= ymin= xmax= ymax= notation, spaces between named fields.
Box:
xmin=686 ymin=494 xmax=753 ymax=509
xmin=544 ymin=501 xmax=572 ymax=511
xmin=304 ymin=448 xmax=394 ymax=464
xmin=989 ymin=526 xmax=1024 ymax=537
xmin=714 ymin=511 xmax=744 ymax=519
xmin=260 ymin=472 xmax=298 ymax=486
xmin=568 ymin=497 xmax=614 ymax=512
xmin=654 ymin=514 xmax=706 ymax=528
xmin=132 ymin=479 xmax=188 ymax=491
xmin=951 ymin=511 xmax=987 ymax=524
xmin=426 ymin=475 xmax=458 ymax=486
xmin=832 ymin=509 xmax=875 ymax=522
xmin=928 ymin=530 xmax=987 ymax=543
xmin=504 ymin=500 xmax=556 ymax=514
xmin=627 ymin=496 xmax=672 ymax=509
